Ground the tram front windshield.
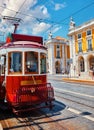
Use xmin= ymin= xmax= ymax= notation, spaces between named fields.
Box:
xmin=8 ymin=51 xmax=46 ymax=74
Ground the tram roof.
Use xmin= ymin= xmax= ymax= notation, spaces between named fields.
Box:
xmin=11 ymin=33 xmax=43 ymax=44
xmin=0 ymin=34 xmax=46 ymax=50
xmin=0 ymin=41 xmax=47 ymax=50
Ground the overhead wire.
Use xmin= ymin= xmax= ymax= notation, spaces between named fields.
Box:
xmin=14 ymin=0 xmax=27 ymax=17
xmin=0 ymin=0 xmax=94 ymax=38
xmin=41 ymin=0 xmax=94 ymax=38
xmin=59 ymin=0 xmax=94 ymax=24
xmin=0 ymin=0 xmax=94 ymax=24
xmin=0 ymin=0 xmax=67 ymax=25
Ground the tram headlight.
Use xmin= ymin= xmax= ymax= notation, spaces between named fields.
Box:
xmin=31 ymin=88 xmax=35 ymax=93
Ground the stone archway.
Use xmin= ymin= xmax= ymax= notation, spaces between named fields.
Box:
xmin=87 ymin=55 xmax=94 ymax=78
xmin=87 ymin=55 xmax=94 ymax=70
xmin=55 ymin=61 xmax=60 ymax=73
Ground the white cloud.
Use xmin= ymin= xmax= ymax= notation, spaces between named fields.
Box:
xmin=52 ymin=25 xmax=62 ymax=33
xmin=49 ymin=0 xmax=66 ymax=11
xmin=32 ymin=22 xmax=51 ymax=34
xmin=40 ymin=5 xmax=48 ymax=15
xmin=17 ymin=21 xmax=51 ymax=35
xmin=0 ymin=0 xmax=51 ymax=38
xmin=55 ymin=3 xmax=66 ymax=10
xmin=18 ymin=27 xmax=29 ymax=35
xmin=28 ymin=5 xmax=49 ymax=19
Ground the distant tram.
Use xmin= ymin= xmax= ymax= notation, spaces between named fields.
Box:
xmin=0 ymin=33 xmax=54 ymax=114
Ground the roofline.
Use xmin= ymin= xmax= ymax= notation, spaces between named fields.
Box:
xmin=68 ymin=19 xmax=94 ymax=35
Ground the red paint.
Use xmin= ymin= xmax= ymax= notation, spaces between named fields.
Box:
xmin=12 ymin=33 xmax=43 ymax=44
xmin=6 ymin=75 xmax=47 ymax=104
xmin=0 ymin=76 xmax=5 ymax=100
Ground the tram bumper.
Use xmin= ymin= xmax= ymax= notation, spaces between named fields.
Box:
xmin=8 ymin=83 xmax=55 ymax=113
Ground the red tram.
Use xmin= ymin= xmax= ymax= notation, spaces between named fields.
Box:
xmin=0 ymin=33 xmax=54 ymax=114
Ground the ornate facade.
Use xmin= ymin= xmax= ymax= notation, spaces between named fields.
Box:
xmin=46 ymin=34 xmax=70 ymax=74
xmin=68 ymin=18 xmax=94 ymax=79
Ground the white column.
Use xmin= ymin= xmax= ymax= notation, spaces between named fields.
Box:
xmin=48 ymin=44 xmax=53 ymax=74
xmin=51 ymin=44 xmax=55 ymax=74
xmin=62 ymin=44 xmax=65 ymax=70
xmin=84 ymin=57 xmax=88 ymax=72
xmin=69 ymin=36 xmax=74 ymax=77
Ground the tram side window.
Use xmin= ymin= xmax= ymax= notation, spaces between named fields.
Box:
xmin=25 ymin=51 xmax=38 ymax=74
xmin=40 ymin=53 xmax=46 ymax=74
xmin=0 ymin=56 xmax=6 ymax=75
xmin=8 ymin=52 xmax=22 ymax=73
xmin=0 ymin=65 xmax=1 ymax=75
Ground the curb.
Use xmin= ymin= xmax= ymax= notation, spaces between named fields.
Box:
xmin=62 ymin=78 xmax=94 ymax=86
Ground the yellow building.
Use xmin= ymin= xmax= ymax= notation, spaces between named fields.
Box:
xmin=46 ymin=33 xmax=70 ymax=74
xmin=68 ymin=18 xmax=94 ymax=79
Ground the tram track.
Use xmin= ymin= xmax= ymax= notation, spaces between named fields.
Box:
xmin=0 ymin=98 xmax=92 ymax=130
xmin=16 ymin=109 xmax=68 ymax=130
xmin=55 ymin=90 xmax=94 ymax=109
xmin=16 ymin=116 xmax=38 ymax=130
xmin=0 ymin=108 xmax=68 ymax=130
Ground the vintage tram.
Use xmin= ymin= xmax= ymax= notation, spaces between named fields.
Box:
xmin=0 ymin=33 xmax=54 ymax=114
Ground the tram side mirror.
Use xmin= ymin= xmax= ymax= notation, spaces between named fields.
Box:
xmin=0 ymin=56 xmax=5 ymax=65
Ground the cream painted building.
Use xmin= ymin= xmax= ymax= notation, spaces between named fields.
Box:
xmin=46 ymin=33 xmax=70 ymax=74
xmin=68 ymin=18 xmax=94 ymax=79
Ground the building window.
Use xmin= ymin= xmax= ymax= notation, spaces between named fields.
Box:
xmin=57 ymin=45 xmax=60 ymax=48
xmin=56 ymin=50 xmax=60 ymax=58
xmin=56 ymin=44 xmax=60 ymax=58
xmin=78 ymin=34 xmax=81 ymax=39
xmin=87 ymin=30 xmax=91 ymax=36
xmin=78 ymin=41 xmax=82 ymax=52
xmin=87 ymin=39 xmax=92 ymax=51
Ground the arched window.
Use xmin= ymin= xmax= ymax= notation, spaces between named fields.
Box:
xmin=89 ymin=56 xmax=94 ymax=70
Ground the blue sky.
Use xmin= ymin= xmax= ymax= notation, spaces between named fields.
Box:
xmin=0 ymin=0 xmax=94 ymax=42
